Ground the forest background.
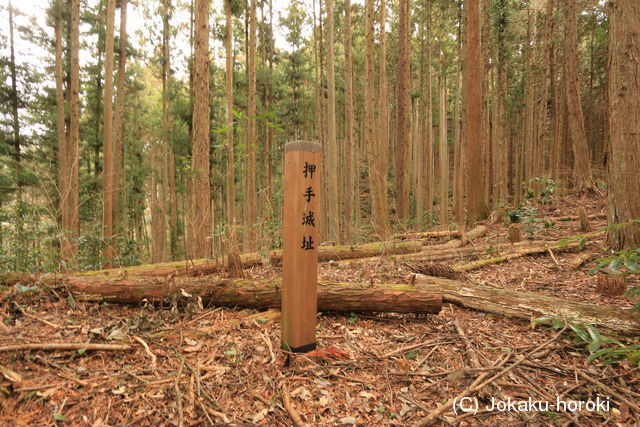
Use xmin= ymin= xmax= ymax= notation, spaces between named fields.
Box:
xmin=0 ymin=0 xmax=636 ymax=273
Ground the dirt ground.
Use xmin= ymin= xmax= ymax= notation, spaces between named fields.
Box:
xmin=1 ymin=195 xmax=639 ymax=426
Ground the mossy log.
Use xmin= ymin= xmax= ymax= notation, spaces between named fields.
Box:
xmin=65 ymin=276 xmax=442 ymax=314
xmin=413 ymin=274 xmax=640 ymax=336
xmin=269 ymin=240 xmax=423 ymax=266
xmin=393 ymin=230 xmax=462 ymax=240
xmin=76 ymin=254 xmax=264 ymax=278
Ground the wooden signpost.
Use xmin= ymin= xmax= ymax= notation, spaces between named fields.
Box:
xmin=281 ymin=141 xmax=321 ymax=353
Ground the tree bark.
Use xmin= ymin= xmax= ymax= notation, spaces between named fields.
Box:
xmin=66 ymin=276 xmax=442 ymax=315
xmin=224 ymin=0 xmax=236 ymax=246
xmin=54 ymin=0 xmax=72 ymax=261
xmin=343 ymin=0 xmax=354 ymax=241
xmin=564 ymin=0 xmax=597 ymax=194
xmin=102 ymin=0 xmax=116 ymax=264
xmin=414 ymin=274 xmax=639 ymax=336
xmin=246 ymin=0 xmax=257 ymax=250
xmin=325 ymin=0 xmax=340 ymax=243
xmin=187 ymin=0 xmax=212 ymax=259
xmin=366 ymin=0 xmax=390 ymax=237
xmin=8 ymin=1 xmax=21 ymax=200
xmin=606 ymin=0 xmax=640 ymax=250
xmin=270 ymin=240 xmax=424 ymax=265
xmin=395 ymin=0 xmax=411 ymax=220
xmin=438 ymin=71 xmax=448 ymax=228
xmin=463 ymin=0 xmax=488 ymax=223
xmin=68 ymin=0 xmax=80 ymax=259
xmin=112 ymin=0 xmax=127 ymax=232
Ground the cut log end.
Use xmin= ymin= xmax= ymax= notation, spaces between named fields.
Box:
xmin=508 ymin=224 xmax=522 ymax=244
xmin=226 ymin=250 xmax=245 ymax=279
xmin=596 ymin=275 xmax=626 ymax=297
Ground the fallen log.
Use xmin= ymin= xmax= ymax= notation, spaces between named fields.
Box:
xmin=547 ymin=213 xmax=606 ymax=222
xmin=269 ymin=240 xmax=423 ymax=266
xmin=413 ymin=274 xmax=640 ymax=336
xmin=76 ymin=254 xmax=264 ymax=278
xmin=393 ymin=230 xmax=462 ymax=240
xmin=452 ymin=231 xmax=603 ymax=272
xmin=65 ymin=276 xmax=442 ymax=314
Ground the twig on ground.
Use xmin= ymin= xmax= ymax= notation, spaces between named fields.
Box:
xmin=413 ymin=325 xmax=567 ymax=426
xmin=281 ymin=383 xmax=306 ymax=426
xmin=132 ymin=336 xmax=158 ymax=377
xmin=383 ymin=340 xmax=451 ymax=359
xmin=577 ymin=371 xmax=640 ymax=415
xmin=175 ymin=357 xmax=185 ymax=427
xmin=257 ymin=330 xmax=276 ymax=364
xmin=0 ymin=343 xmax=131 ymax=353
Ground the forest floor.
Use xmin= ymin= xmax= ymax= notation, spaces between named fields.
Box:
xmin=1 ymin=194 xmax=639 ymax=426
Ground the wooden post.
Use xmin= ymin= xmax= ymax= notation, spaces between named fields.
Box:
xmin=281 ymin=141 xmax=321 ymax=353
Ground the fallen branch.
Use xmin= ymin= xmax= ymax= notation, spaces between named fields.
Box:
xmin=577 ymin=371 xmax=640 ymax=415
xmin=281 ymin=383 xmax=306 ymax=426
xmin=413 ymin=325 xmax=567 ymax=426
xmin=0 ymin=343 xmax=131 ymax=353
xmin=414 ymin=274 xmax=640 ymax=336
xmin=451 ymin=232 xmax=602 ymax=272
xmin=269 ymin=240 xmax=423 ymax=265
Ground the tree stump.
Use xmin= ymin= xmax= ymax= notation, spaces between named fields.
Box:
xmin=595 ymin=275 xmax=626 ymax=297
xmin=226 ymin=250 xmax=245 ymax=279
xmin=578 ymin=206 xmax=592 ymax=232
xmin=508 ymin=224 xmax=522 ymax=243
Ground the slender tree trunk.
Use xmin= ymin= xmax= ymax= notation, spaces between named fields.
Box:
xmin=163 ymin=0 xmax=179 ymax=259
xmin=425 ymin=2 xmax=434 ymax=222
xmin=343 ymin=0 xmax=354 ymax=240
xmin=246 ymin=0 xmax=257 ymax=250
xmin=367 ymin=0 xmax=390 ymax=237
xmin=112 ymin=0 xmax=127 ymax=232
xmin=54 ymin=0 xmax=71 ymax=260
xmin=438 ymin=71 xmax=448 ymax=228
xmin=68 ymin=0 xmax=80 ymax=259
xmin=453 ymin=74 xmax=464 ymax=226
xmin=463 ymin=0 xmax=488 ymax=223
xmin=8 ymin=1 xmax=21 ymax=200
xmin=395 ymin=0 xmax=411 ymax=220
xmin=564 ymin=0 xmax=597 ymax=194
xmin=607 ymin=0 xmax=640 ymax=250
xmin=224 ymin=0 xmax=236 ymax=246
xmin=102 ymin=0 xmax=116 ymax=264
xmin=187 ymin=0 xmax=212 ymax=259
xmin=325 ymin=0 xmax=340 ymax=242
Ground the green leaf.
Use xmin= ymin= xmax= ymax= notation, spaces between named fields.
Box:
xmin=77 ymin=348 xmax=87 ymax=355
xmin=623 ymin=259 xmax=639 ymax=272
xmin=405 ymin=350 xmax=418 ymax=360
xmin=66 ymin=294 xmax=76 ymax=309
xmin=609 ymin=259 xmax=623 ymax=273
xmin=53 ymin=413 xmax=67 ymax=421
xmin=568 ymin=324 xmax=589 ymax=343
xmin=224 ymin=347 xmax=237 ymax=357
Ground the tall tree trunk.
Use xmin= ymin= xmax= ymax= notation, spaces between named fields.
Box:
xmin=187 ymin=0 xmax=212 ymax=259
xmin=163 ymin=0 xmax=179 ymax=259
xmin=438 ymin=71 xmax=448 ymax=228
xmin=606 ymin=0 xmax=640 ymax=250
xmin=425 ymin=2 xmax=434 ymax=222
xmin=246 ymin=0 xmax=257 ymax=250
xmin=112 ymin=0 xmax=127 ymax=232
xmin=463 ymin=0 xmax=488 ymax=223
xmin=564 ymin=0 xmax=597 ymax=194
xmin=395 ymin=0 xmax=411 ymax=220
xmin=8 ymin=1 xmax=21 ymax=200
xmin=367 ymin=0 xmax=390 ymax=237
xmin=343 ymin=0 xmax=354 ymax=240
xmin=325 ymin=0 xmax=340 ymax=242
xmin=102 ymin=0 xmax=116 ymax=264
xmin=453 ymin=74 xmax=464 ymax=226
xmin=224 ymin=0 xmax=236 ymax=246
xmin=68 ymin=0 xmax=80 ymax=259
xmin=54 ymin=0 xmax=71 ymax=260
